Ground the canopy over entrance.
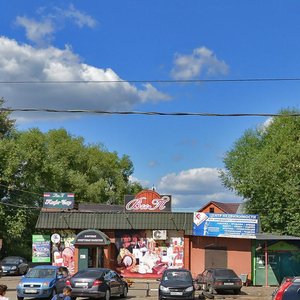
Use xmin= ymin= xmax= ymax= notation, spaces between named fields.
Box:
xmin=75 ymin=229 xmax=110 ymax=246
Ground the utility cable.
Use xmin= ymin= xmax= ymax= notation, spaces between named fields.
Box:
xmin=1 ymin=108 xmax=300 ymax=117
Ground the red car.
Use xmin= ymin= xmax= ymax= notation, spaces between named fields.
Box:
xmin=272 ymin=276 xmax=295 ymax=300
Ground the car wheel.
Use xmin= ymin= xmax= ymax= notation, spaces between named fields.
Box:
xmin=120 ymin=286 xmax=128 ymax=298
xmin=17 ymin=297 xmax=24 ymax=300
xmin=104 ymin=289 xmax=110 ymax=300
xmin=71 ymin=297 xmax=77 ymax=300
xmin=233 ymin=288 xmax=241 ymax=295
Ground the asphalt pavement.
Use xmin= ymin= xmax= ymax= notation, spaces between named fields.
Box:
xmin=0 ymin=275 xmax=275 ymax=300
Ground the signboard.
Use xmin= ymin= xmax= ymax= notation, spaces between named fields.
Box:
xmin=51 ymin=233 xmax=61 ymax=244
xmin=43 ymin=192 xmax=74 ymax=209
xmin=124 ymin=190 xmax=171 ymax=212
xmin=153 ymin=230 xmax=167 ymax=240
xmin=75 ymin=230 xmax=110 ymax=246
xmin=193 ymin=212 xmax=259 ymax=239
xmin=32 ymin=235 xmax=51 ymax=262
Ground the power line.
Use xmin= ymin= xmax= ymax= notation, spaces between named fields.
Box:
xmin=1 ymin=108 xmax=300 ymax=117
xmin=1 ymin=77 xmax=300 ymax=84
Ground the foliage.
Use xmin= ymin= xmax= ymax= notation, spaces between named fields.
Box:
xmin=220 ymin=109 xmax=300 ymax=235
xmin=0 ymin=98 xmax=15 ymax=139
xmin=0 ymin=106 xmax=143 ymax=258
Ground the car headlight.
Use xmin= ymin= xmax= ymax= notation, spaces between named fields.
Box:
xmin=17 ymin=283 xmax=23 ymax=288
xmin=185 ymin=286 xmax=194 ymax=292
xmin=160 ymin=285 xmax=170 ymax=292
xmin=43 ymin=282 xmax=50 ymax=287
xmin=11 ymin=266 xmax=17 ymax=270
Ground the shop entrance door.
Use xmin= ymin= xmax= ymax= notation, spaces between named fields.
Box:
xmin=88 ymin=247 xmax=104 ymax=268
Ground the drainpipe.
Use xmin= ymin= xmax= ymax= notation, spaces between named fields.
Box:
xmin=265 ymin=241 xmax=268 ymax=287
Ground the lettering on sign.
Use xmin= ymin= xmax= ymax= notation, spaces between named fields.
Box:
xmin=124 ymin=190 xmax=172 ymax=212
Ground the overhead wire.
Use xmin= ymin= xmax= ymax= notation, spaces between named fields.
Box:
xmin=1 ymin=108 xmax=300 ymax=117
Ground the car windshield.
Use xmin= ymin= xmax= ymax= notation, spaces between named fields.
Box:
xmin=215 ymin=269 xmax=237 ymax=277
xmin=2 ymin=257 xmax=20 ymax=264
xmin=26 ymin=268 xmax=56 ymax=278
xmin=73 ymin=270 xmax=104 ymax=278
xmin=162 ymin=271 xmax=192 ymax=282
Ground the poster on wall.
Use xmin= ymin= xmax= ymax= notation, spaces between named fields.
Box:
xmin=32 ymin=235 xmax=51 ymax=263
xmin=115 ymin=230 xmax=184 ymax=278
xmin=52 ymin=233 xmax=76 ymax=275
xmin=193 ymin=212 xmax=259 ymax=238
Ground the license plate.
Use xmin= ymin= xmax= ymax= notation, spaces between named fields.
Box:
xmin=224 ymin=282 xmax=234 ymax=285
xmin=171 ymin=292 xmax=183 ymax=295
xmin=25 ymin=289 xmax=38 ymax=293
xmin=75 ymin=282 xmax=88 ymax=287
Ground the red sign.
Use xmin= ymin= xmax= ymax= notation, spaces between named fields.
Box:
xmin=124 ymin=190 xmax=171 ymax=212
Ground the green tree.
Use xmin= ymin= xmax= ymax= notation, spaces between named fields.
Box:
xmin=0 ymin=98 xmax=15 ymax=139
xmin=221 ymin=109 xmax=300 ymax=235
xmin=0 ymin=126 xmax=143 ymax=258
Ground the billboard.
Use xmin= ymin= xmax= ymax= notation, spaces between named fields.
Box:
xmin=32 ymin=235 xmax=51 ymax=262
xmin=43 ymin=192 xmax=74 ymax=209
xmin=115 ymin=230 xmax=183 ymax=278
xmin=193 ymin=212 xmax=259 ymax=239
xmin=124 ymin=190 xmax=171 ymax=212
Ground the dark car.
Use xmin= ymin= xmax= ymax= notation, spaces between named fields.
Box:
xmin=17 ymin=265 xmax=70 ymax=300
xmin=196 ymin=268 xmax=242 ymax=295
xmin=158 ymin=268 xmax=195 ymax=300
xmin=66 ymin=268 xmax=128 ymax=300
xmin=1 ymin=256 xmax=29 ymax=276
xmin=272 ymin=276 xmax=299 ymax=300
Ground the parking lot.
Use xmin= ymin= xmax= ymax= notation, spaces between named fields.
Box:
xmin=1 ymin=275 xmax=275 ymax=300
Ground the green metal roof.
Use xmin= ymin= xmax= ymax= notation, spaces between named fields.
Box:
xmin=36 ymin=211 xmax=194 ymax=235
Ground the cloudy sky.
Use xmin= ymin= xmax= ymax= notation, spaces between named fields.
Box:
xmin=1 ymin=1 xmax=300 ymax=211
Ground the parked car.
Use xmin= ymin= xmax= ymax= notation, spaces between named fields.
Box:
xmin=1 ymin=256 xmax=29 ymax=276
xmin=272 ymin=276 xmax=298 ymax=300
xmin=16 ymin=265 xmax=70 ymax=300
xmin=196 ymin=267 xmax=242 ymax=295
xmin=65 ymin=268 xmax=128 ymax=300
xmin=158 ymin=268 xmax=195 ymax=300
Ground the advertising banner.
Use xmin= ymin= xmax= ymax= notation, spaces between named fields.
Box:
xmin=124 ymin=190 xmax=171 ymax=212
xmin=115 ymin=230 xmax=184 ymax=278
xmin=43 ymin=192 xmax=74 ymax=209
xmin=32 ymin=235 xmax=51 ymax=262
xmin=193 ymin=212 xmax=259 ymax=239
xmin=52 ymin=233 xmax=76 ymax=275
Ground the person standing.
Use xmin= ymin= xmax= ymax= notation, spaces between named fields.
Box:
xmin=0 ymin=284 xmax=8 ymax=300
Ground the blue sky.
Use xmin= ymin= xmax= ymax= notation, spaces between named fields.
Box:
xmin=1 ymin=1 xmax=299 ymax=211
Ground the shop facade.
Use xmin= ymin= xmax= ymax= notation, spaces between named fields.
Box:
xmin=35 ymin=190 xmax=300 ymax=284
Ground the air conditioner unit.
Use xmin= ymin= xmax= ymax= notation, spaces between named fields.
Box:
xmin=153 ymin=230 xmax=167 ymax=240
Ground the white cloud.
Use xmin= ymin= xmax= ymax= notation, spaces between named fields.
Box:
xmin=0 ymin=37 xmax=169 ymax=123
xmin=171 ymin=46 xmax=229 ymax=80
xmin=157 ymin=167 xmax=242 ymax=211
xmin=15 ymin=4 xmax=97 ymax=45
xmin=129 ymin=175 xmax=150 ymax=187
xmin=15 ymin=16 xmax=55 ymax=46
xmin=60 ymin=4 xmax=97 ymax=28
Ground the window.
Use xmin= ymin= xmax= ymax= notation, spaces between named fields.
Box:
xmin=209 ymin=207 xmax=214 ymax=213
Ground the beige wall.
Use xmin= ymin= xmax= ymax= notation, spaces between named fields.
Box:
xmin=189 ymin=236 xmax=252 ymax=279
